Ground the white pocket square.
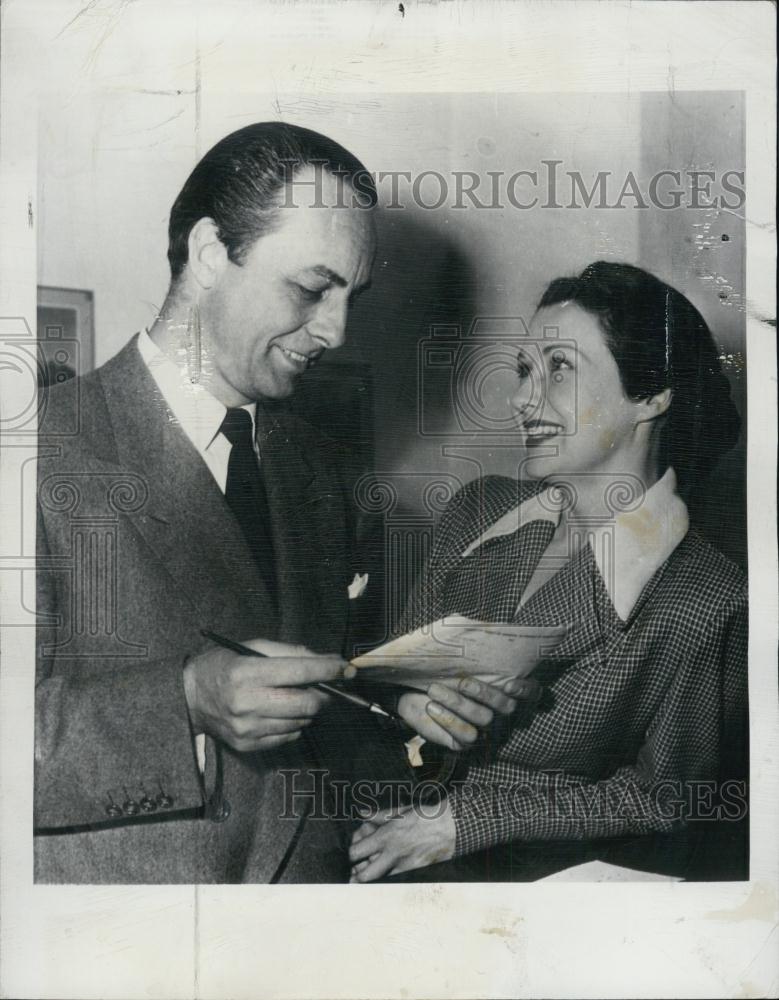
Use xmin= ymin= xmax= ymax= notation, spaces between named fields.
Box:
xmin=347 ymin=572 xmax=369 ymax=600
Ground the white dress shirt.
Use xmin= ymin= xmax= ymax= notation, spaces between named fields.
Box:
xmin=137 ymin=328 xmax=259 ymax=771
xmin=137 ymin=327 xmax=258 ymax=487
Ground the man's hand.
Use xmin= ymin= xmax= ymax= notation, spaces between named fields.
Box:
xmin=349 ymin=800 xmax=456 ymax=882
xmin=183 ymin=638 xmax=350 ymax=753
xmin=397 ymin=675 xmax=541 ymax=750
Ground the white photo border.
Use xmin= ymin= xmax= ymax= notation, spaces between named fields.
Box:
xmin=0 ymin=2 xmax=776 ymax=998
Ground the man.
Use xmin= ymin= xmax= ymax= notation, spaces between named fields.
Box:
xmin=34 ymin=123 xmax=533 ymax=883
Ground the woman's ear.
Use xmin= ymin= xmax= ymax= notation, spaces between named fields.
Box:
xmin=636 ymin=387 xmax=673 ymax=424
xmin=187 ymin=217 xmax=228 ymax=290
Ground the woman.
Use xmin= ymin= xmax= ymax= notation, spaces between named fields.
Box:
xmin=349 ymin=261 xmax=747 ymax=882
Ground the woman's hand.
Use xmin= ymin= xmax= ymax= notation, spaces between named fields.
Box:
xmin=349 ymin=800 xmax=456 ymax=882
xmin=397 ymin=676 xmax=541 ymax=750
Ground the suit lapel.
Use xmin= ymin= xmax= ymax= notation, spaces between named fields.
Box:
xmin=98 ymin=338 xmax=278 ymax=638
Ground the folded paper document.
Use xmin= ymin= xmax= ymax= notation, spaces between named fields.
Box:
xmin=538 ymin=860 xmax=682 ymax=882
xmin=351 ymin=615 xmax=565 ymax=690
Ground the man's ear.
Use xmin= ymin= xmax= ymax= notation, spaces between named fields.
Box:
xmin=636 ymin=387 xmax=673 ymax=424
xmin=187 ymin=217 xmax=228 ymax=290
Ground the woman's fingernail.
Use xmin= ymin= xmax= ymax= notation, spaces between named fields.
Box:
xmin=427 ymin=702 xmax=444 ymax=717
xmin=461 ymin=679 xmax=480 ymax=696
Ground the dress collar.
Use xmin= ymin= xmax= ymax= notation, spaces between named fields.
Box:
xmin=462 ymin=468 xmax=689 ymax=622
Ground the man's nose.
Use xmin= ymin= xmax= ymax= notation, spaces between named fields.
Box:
xmin=307 ymin=296 xmax=349 ymax=350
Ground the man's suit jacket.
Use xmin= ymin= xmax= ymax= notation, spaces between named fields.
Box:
xmin=34 ymin=336 xmax=360 ymax=883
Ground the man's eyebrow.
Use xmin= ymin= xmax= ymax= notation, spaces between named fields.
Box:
xmin=304 ymin=265 xmax=372 ymax=298
xmin=307 ymin=265 xmax=348 ymax=287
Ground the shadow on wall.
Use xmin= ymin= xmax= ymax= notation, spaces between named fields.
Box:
xmin=309 ymin=204 xmax=480 ymax=482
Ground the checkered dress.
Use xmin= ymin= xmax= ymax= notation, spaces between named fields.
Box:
xmin=400 ymin=476 xmax=748 ymax=858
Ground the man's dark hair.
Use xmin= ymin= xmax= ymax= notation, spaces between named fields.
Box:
xmin=167 ymin=121 xmax=377 ymax=282
xmin=537 ymin=260 xmax=741 ymax=496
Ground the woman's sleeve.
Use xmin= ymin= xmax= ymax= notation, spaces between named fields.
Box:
xmin=447 ymin=589 xmax=749 ymax=857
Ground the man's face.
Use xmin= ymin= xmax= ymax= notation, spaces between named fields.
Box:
xmin=200 ymin=167 xmax=376 ymax=405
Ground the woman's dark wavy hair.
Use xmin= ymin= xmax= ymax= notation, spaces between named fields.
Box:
xmin=167 ymin=122 xmax=377 ymax=282
xmin=537 ymin=261 xmax=741 ymax=496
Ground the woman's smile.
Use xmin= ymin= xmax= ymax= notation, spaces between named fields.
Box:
xmin=519 ymin=419 xmax=566 ymax=443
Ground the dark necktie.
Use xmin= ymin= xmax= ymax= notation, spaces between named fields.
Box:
xmin=220 ymin=407 xmax=278 ymax=609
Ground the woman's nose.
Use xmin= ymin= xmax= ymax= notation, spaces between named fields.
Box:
xmin=510 ymin=376 xmax=542 ymax=420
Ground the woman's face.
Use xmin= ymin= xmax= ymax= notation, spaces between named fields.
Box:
xmin=510 ymin=302 xmax=645 ymax=483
